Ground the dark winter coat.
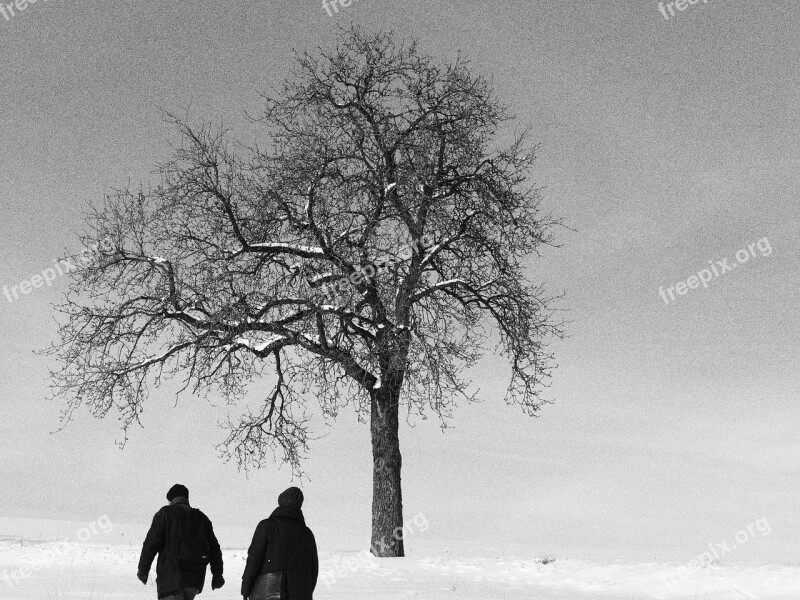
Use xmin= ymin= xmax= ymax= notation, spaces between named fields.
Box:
xmin=241 ymin=506 xmax=319 ymax=600
xmin=138 ymin=499 xmax=224 ymax=599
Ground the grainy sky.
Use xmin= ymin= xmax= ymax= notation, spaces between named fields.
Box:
xmin=0 ymin=0 xmax=798 ymax=563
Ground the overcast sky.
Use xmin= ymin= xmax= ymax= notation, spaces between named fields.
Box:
xmin=0 ymin=0 xmax=798 ymax=564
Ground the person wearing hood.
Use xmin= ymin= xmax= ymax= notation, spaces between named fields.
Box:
xmin=241 ymin=487 xmax=319 ymax=600
xmin=138 ymin=484 xmax=225 ymax=599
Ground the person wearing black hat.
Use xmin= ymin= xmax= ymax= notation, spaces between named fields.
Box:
xmin=241 ymin=487 xmax=319 ymax=600
xmin=138 ymin=484 xmax=225 ymax=599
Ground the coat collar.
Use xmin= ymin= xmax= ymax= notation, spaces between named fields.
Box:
xmin=270 ymin=505 xmax=305 ymax=524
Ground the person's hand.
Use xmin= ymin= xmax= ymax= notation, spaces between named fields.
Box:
xmin=211 ymin=574 xmax=225 ymax=590
xmin=137 ymin=570 xmax=148 ymax=584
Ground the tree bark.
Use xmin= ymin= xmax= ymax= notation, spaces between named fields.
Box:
xmin=370 ymin=384 xmax=405 ymax=557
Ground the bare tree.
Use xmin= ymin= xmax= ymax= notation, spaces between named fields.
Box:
xmin=45 ymin=25 xmax=563 ymax=557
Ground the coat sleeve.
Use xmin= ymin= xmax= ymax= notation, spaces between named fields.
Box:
xmin=138 ymin=510 xmax=166 ymax=573
xmin=204 ymin=514 xmax=224 ymax=577
xmin=308 ymin=530 xmax=319 ymax=591
xmin=241 ymin=520 xmax=269 ymax=597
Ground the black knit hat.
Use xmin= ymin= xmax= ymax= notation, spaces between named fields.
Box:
xmin=167 ymin=484 xmax=189 ymax=501
xmin=278 ymin=487 xmax=304 ymax=508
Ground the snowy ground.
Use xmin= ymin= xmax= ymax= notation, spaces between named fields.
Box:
xmin=2 ymin=539 xmax=800 ymax=600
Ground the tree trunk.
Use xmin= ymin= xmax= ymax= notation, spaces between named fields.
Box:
xmin=370 ymin=385 xmax=405 ymax=557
